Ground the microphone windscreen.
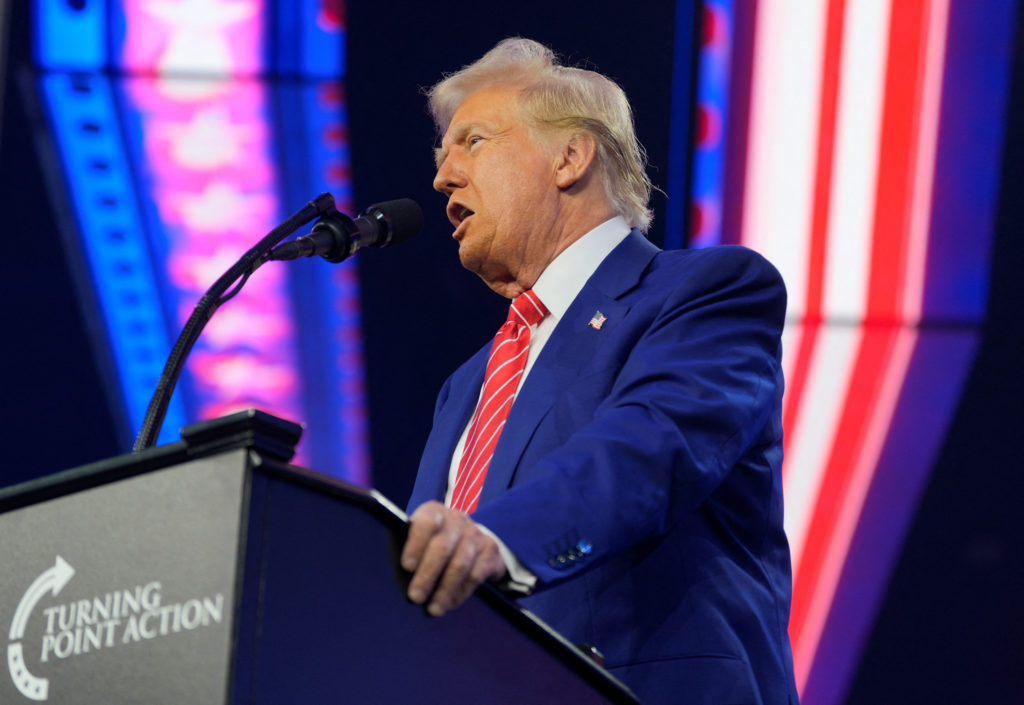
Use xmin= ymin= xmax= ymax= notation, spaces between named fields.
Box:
xmin=365 ymin=198 xmax=424 ymax=246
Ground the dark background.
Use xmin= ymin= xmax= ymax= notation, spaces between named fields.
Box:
xmin=1 ymin=2 xmax=1022 ymax=702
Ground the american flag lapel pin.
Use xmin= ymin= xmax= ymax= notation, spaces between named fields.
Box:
xmin=588 ymin=311 xmax=607 ymax=330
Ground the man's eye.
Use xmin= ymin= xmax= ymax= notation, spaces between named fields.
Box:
xmin=468 ymin=136 xmax=483 ymax=146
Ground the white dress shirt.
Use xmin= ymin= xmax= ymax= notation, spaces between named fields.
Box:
xmin=444 ymin=216 xmax=632 ymax=588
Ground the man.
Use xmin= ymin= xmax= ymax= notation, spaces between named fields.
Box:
xmin=401 ymin=38 xmax=799 ymax=705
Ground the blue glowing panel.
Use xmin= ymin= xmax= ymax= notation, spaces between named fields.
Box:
xmin=689 ymin=0 xmax=732 ymax=249
xmin=37 ymin=72 xmax=186 ymax=445
xmin=33 ymin=0 xmax=107 ymax=70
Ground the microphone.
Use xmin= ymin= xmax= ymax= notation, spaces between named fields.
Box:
xmin=269 ymin=198 xmax=423 ymax=263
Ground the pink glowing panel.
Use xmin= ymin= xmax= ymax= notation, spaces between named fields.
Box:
xmin=120 ymin=73 xmax=309 ymax=465
xmin=119 ymin=0 xmax=264 ymax=76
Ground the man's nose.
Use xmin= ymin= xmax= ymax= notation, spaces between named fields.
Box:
xmin=433 ymin=156 xmax=466 ymax=194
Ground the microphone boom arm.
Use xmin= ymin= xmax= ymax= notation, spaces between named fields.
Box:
xmin=131 ymin=192 xmax=337 ymax=452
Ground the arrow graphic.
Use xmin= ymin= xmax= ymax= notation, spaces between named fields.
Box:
xmin=9 ymin=556 xmax=75 ymax=641
xmin=8 ymin=556 xmax=75 ymax=701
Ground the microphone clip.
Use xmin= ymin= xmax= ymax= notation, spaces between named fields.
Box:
xmin=267 ymin=198 xmax=422 ymax=263
xmin=268 ymin=208 xmax=363 ymax=263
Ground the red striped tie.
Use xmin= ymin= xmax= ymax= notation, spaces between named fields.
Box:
xmin=450 ymin=290 xmax=549 ymax=514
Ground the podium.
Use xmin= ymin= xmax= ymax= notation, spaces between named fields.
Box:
xmin=0 ymin=411 xmax=638 ymax=704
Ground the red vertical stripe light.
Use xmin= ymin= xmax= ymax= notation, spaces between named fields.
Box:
xmin=737 ymin=0 xmax=951 ymax=697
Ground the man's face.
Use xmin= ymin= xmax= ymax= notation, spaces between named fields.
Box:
xmin=433 ymin=85 xmax=563 ymax=296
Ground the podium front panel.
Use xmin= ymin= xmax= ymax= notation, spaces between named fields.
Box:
xmin=0 ymin=451 xmax=249 ymax=705
xmin=236 ymin=467 xmax=635 ymax=705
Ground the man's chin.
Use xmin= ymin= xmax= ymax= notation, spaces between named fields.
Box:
xmin=456 ymin=245 xmax=479 ymax=272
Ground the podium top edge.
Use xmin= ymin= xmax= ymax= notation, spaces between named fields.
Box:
xmin=0 ymin=439 xmax=190 ymax=513
xmin=0 ymin=410 xmax=304 ymax=514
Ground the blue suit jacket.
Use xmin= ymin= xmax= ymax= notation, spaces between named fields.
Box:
xmin=408 ymin=231 xmax=799 ymax=705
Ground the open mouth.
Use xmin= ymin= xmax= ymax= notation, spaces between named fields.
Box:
xmin=447 ymin=203 xmax=476 ymax=229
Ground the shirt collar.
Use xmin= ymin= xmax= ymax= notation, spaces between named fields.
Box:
xmin=531 ymin=216 xmax=631 ymax=320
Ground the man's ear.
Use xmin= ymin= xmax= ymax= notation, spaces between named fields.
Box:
xmin=554 ymin=132 xmax=599 ymax=190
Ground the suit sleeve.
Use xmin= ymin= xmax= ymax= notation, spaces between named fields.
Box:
xmin=471 ymin=246 xmax=787 ymax=587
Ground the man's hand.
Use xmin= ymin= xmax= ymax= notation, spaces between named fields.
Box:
xmin=401 ymin=500 xmax=508 ymax=616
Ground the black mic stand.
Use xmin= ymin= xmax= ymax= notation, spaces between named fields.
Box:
xmin=132 ymin=192 xmax=337 ymax=452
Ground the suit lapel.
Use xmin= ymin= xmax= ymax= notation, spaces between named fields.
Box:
xmin=477 ymin=231 xmax=659 ymax=506
xmin=408 ymin=345 xmax=488 ymax=508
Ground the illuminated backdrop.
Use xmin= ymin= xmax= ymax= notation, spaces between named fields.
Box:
xmin=24 ymin=1 xmax=1021 ymax=700
xmin=31 ymin=0 xmax=366 ymax=482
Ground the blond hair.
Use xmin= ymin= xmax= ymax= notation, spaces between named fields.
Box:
xmin=428 ymin=38 xmax=653 ymax=232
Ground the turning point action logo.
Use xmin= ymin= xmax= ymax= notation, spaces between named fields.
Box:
xmin=7 ymin=556 xmax=225 ymax=701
